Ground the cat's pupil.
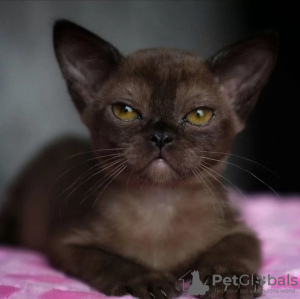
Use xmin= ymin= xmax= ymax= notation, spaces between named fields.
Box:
xmin=123 ymin=105 xmax=132 ymax=113
xmin=196 ymin=109 xmax=203 ymax=117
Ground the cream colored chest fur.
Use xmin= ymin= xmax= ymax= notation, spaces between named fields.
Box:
xmin=91 ymin=188 xmax=233 ymax=271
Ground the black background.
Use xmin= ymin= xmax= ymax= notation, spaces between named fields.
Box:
xmin=228 ymin=1 xmax=299 ymax=194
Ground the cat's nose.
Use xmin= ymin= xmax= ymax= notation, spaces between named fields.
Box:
xmin=151 ymin=132 xmax=173 ymax=149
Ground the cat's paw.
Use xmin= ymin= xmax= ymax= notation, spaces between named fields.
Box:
xmin=110 ymin=272 xmax=182 ymax=299
xmin=196 ymin=266 xmax=263 ymax=299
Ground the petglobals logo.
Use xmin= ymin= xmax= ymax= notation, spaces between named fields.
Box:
xmin=179 ymin=270 xmax=299 ymax=296
xmin=212 ymin=274 xmax=298 ymax=287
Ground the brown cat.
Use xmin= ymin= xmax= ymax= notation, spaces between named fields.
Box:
xmin=0 ymin=20 xmax=277 ymax=299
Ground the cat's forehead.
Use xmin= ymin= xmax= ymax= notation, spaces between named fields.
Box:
xmin=121 ymin=48 xmax=212 ymax=82
xmin=112 ymin=48 xmax=218 ymax=111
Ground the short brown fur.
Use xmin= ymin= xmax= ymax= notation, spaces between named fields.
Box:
xmin=0 ymin=20 xmax=277 ymax=299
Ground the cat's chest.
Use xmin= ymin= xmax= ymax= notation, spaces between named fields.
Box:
xmin=95 ymin=190 xmax=226 ymax=271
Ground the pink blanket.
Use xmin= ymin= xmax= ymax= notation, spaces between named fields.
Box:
xmin=1 ymin=194 xmax=300 ymax=299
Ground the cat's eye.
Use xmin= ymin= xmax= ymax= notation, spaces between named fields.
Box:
xmin=112 ymin=103 xmax=140 ymax=121
xmin=185 ymin=107 xmax=214 ymax=126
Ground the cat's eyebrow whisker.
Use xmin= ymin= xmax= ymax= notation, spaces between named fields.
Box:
xmin=195 ymin=165 xmax=225 ymax=220
xmin=81 ymin=161 xmax=127 ymax=205
xmin=200 ymin=162 xmax=248 ymax=202
xmin=92 ymin=164 xmax=127 ymax=207
xmin=197 ymin=150 xmax=278 ymax=178
xmin=200 ymin=156 xmax=281 ymax=198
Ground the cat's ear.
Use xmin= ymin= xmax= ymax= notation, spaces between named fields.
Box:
xmin=206 ymin=31 xmax=278 ymax=129
xmin=53 ymin=20 xmax=123 ymax=113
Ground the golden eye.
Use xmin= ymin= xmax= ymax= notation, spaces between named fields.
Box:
xmin=112 ymin=103 xmax=140 ymax=121
xmin=185 ymin=108 xmax=214 ymax=126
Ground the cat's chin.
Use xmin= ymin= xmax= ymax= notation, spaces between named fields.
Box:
xmin=144 ymin=158 xmax=178 ymax=184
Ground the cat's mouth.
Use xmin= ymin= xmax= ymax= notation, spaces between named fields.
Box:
xmin=141 ymin=155 xmax=179 ymax=184
xmin=150 ymin=158 xmax=170 ymax=170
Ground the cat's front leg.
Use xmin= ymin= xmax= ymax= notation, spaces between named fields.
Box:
xmin=48 ymin=237 xmax=181 ymax=299
xmin=186 ymin=233 xmax=263 ymax=299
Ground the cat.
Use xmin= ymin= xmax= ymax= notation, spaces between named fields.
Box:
xmin=0 ymin=20 xmax=277 ymax=299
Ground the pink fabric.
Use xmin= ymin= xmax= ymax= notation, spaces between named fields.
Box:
xmin=0 ymin=194 xmax=300 ymax=298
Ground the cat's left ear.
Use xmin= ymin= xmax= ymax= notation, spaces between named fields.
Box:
xmin=53 ymin=20 xmax=123 ymax=113
xmin=206 ymin=31 xmax=278 ymax=129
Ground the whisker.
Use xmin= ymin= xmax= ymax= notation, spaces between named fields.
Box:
xmin=140 ymin=177 xmax=149 ymax=190
xmin=196 ymin=163 xmax=237 ymax=219
xmin=59 ymin=164 xmax=100 ymax=197
xmin=200 ymin=161 xmax=248 ymax=201
xmin=64 ymin=148 xmax=125 ymax=160
xmin=63 ymin=158 xmax=125 ymax=201
xmin=81 ymin=161 xmax=126 ymax=205
xmin=195 ymin=166 xmax=225 ymax=220
xmin=91 ymin=162 xmax=126 ymax=194
xmin=59 ymin=155 xmax=124 ymax=197
xmin=126 ymin=169 xmax=134 ymax=193
xmin=197 ymin=150 xmax=278 ymax=178
xmin=54 ymin=153 xmax=124 ymax=185
xmin=92 ymin=164 xmax=127 ymax=207
xmin=192 ymin=168 xmax=220 ymax=218
xmin=58 ymin=162 xmax=100 ymax=222
xmin=200 ymin=156 xmax=280 ymax=198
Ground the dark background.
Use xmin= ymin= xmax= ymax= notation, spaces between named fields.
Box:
xmin=228 ymin=1 xmax=299 ymax=194
xmin=0 ymin=1 xmax=298 ymax=200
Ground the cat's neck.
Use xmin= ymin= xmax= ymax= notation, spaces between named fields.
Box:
xmin=96 ymin=178 xmax=229 ymax=220
xmin=87 ymin=178 xmax=233 ymax=271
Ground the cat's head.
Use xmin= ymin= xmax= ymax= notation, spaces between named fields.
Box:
xmin=53 ymin=20 xmax=277 ymax=186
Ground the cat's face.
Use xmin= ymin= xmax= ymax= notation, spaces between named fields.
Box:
xmin=86 ymin=49 xmax=239 ymax=184
xmin=53 ymin=21 xmax=277 ymax=186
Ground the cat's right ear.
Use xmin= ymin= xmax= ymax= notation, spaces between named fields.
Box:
xmin=53 ymin=20 xmax=123 ymax=113
xmin=206 ymin=31 xmax=278 ymax=130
